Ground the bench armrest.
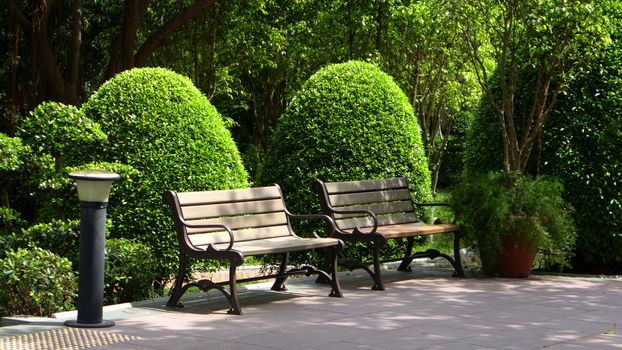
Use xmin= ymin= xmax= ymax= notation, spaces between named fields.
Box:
xmin=179 ymin=219 xmax=235 ymax=251
xmin=286 ymin=213 xmax=337 ymax=238
xmin=330 ymin=208 xmax=379 ymax=235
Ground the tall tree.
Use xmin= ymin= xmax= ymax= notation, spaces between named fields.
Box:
xmin=458 ymin=0 xmax=610 ymax=178
xmin=383 ymin=0 xmax=480 ymax=194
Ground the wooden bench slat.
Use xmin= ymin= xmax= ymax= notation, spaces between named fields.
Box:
xmin=208 ymin=236 xmax=341 ymax=256
xmin=333 ymin=200 xmax=414 ymax=219
xmin=336 ymin=212 xmax=419 ymax=230
xmin=329 ymin=188 xmax=411 ymax=206
xmin=176 ymin=186 xmax=281 ymax=205
xmin=185 ymin=212 xmax=288 ymax=233
xmin=324 ymin=177 xmax=407 ymax=194
xmin=341 ymin=223 xmax=460 ymax=238
xmin=188 ymin=225 xmax=291 ymax=245
xmin=181 ymin=199 xmax=285 ymax=219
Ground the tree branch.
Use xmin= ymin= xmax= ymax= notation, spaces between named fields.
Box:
xmin=134 ymin=0 xmax=216 ymax=67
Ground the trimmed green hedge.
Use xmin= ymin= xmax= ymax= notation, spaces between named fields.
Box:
xmin=82 ymin=67 xmax=248 ymax=281
xmin=259 ymin=61 xmax=431 ymax=264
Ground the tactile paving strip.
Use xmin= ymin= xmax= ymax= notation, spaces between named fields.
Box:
xmin=0 ymin=327 xmax=140 ymax=350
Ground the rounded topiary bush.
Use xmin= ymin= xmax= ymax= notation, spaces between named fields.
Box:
xmin=82 ymin=67 xmax=248 ymax=281
xmin=258 ymin=61 xmax=431 ymax=264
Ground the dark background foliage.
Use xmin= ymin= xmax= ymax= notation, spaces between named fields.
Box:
xmin=542 ymin=38 xmax=622 ymax=273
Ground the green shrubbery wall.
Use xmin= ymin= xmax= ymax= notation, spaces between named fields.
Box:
xmin=82 ymin=67 xmax=248 ymax=280
xmin=543 ymin=40 xmax=622 ymax=273
xmin=259 ymin=61 xmax=431 ymax=264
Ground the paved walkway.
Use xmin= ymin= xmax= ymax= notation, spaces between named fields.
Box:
xmin=1 ymin=266 xmax=621 ymax=349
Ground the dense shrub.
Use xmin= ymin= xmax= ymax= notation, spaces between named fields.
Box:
xmin=0 ymin=207 xmax=26 ymax=236
xmin=0 ymin=134 xmax=30 ymax=233
xmin=2 ymin=220 xmax=160 ymax=306
xmin=543 ymin=40 xmax=622 ymax=273
xmin=0 ymin=133 xmax=54 ymax=224
xmin=2 ymin=220 xmax=80 ymax=264
xmin=16 ymin=102 xmax=108 ymax=221
xmin=0 ymin=133 xmax=27 ymax=174
xmin=81 ymin=67 xmax=248 ymax=281
xmin=259 ymin=61 xmax=431 ymax=264
xmin=0 ymin=247 xmax=77 ymax=317
xmin=19 ymin=101 xmax=107 ymax=169
xmin=104 ymin=238 xmax=158 ymax=305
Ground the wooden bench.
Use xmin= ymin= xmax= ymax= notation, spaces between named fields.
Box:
xmin=313 ymin=176 xmax=464 ymax=291
xmin=163 ymin=184 xmax=344 ymax=314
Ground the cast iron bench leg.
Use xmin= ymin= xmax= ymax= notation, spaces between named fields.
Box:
xmin=271 ymin=253 xmax=289 ymax=291
xmin=453 ymin=232 xmax=465 ymax=278
xmin=328 ymin=245 xmax=343 ymax=297
xmin=166 ymin=252 xmax=187 ymax=307
xmin=397 ymin=237 xmax=415 ymax=272
xmin=227 ymin=264 xmax=242 ymax=315
xmin=371 ymin=245 xmax=385 ymax=291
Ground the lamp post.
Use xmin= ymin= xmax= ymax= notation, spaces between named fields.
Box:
xmin=64 ymin=170 xmax=120 ymax=328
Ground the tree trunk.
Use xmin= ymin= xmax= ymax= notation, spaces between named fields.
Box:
xmin=31 ymin=0 xmax=68 ymax=105
xmin=67 ymin=0 xmax=83 ymax=106
xmin=7 ymin=0 xmax=20 ymax=135
xmin=375 ymin=0 xmax=384 ymax=52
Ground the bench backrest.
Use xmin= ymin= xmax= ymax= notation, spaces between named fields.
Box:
xmin=163 ymin=185 xmax=292 ymax=248
xmin=314 ymin=177 xmax=419 ymax=230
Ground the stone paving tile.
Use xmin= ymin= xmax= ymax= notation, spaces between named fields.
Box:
xmin=561 ymin=334 xmax=622 ymax=349
xmin=428 ymin=343 xmax=499 ymax=350
xmin=299 ymin=340 xmax=383 ymax=350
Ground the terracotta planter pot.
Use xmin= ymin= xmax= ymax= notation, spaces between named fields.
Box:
xmin=497 ymin=234 xmax=535 ymax=278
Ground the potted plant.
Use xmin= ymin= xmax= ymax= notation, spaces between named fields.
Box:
xmin=452 ymin=172 xmax=576 ymax=277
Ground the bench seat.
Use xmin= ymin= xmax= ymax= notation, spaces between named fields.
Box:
xmin=206 ymin=236 xmax=345 ymax=256
xmin=342 ymin=223 xmax=461 ymax=239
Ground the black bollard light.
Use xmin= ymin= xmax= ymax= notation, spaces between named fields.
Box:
xmin=65 ymin=170 xmax=120 ymax=328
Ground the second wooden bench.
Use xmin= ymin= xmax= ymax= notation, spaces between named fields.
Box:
xmin=313 ymin=176 xmax=464 ymax=290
